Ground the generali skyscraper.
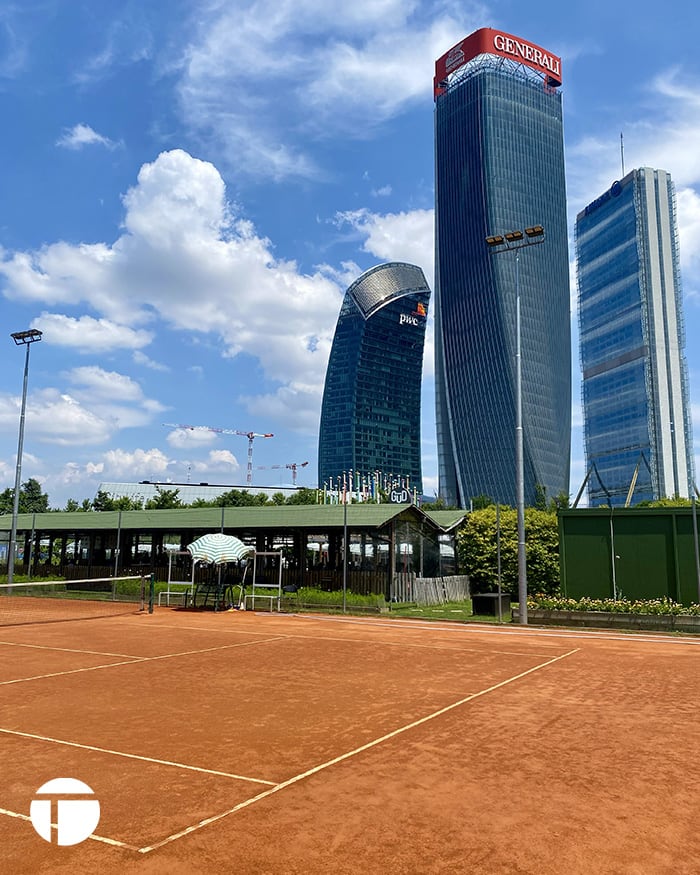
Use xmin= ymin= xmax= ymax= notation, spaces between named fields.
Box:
xmin=433 ymin=29 xmax=571 ymax=508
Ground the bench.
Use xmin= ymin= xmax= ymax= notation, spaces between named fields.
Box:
xmin=158 ymin=582 xmax=193 ymax=607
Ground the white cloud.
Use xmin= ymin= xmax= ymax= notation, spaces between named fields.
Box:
xmin=0 ymin=150 xmax=342 ymax=429
xmin=32 ymin=313 xmax=153 ymax=352
xmin=165 ymin=426 xmax=219 ymax=449
xmin=191 ymin=450 xmax=240 ymax=473
xmin=174 ymin=0 xmax=487 ymax=180
xmin=56 ymin=123 xmax=119 ymax=150
xmin=100 ymin=447 xmax=172 ymax=478
xmin=133 ymin=350 xmax=169 ymax=371
xmin=0 ymin=388 xmax=112 ymax=446
xmin=0 ymin=364 xmax=165 ymax=449
xmin=335 ymin=207 xmax=434 ymax=286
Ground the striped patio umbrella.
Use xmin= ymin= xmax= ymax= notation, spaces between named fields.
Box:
xmin=187 ymin=533 xmax=254 ymax=565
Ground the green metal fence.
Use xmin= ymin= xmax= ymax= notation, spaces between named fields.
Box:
xmin=559 ymin=507 xmax=700 ymax=605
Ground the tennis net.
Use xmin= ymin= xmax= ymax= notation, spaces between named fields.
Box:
xmin=0 ymin=576 xmax=148 ymax=627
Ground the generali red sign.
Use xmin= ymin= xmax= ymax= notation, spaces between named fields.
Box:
xmin=434 ymin=28 xmax=562 ymax=98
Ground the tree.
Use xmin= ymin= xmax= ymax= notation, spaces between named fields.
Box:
xmin=144 ymin=487 xmax=182 ymax=510
xmin=92 ymin=490 xmax=114 ymax=511
xmin=215 ymin=489 xmax=268 ymax=507
xmin=421 ymin=495 xmax=459 ymax=511
xmin=0 ymin=478 xmax=50 ymax=514
xmin=114 ymin=496 xmax=144 ymax=511
xmin=470 ymin=494 xmax=494 ymax=511
xmin=457 ymin=505 xmax=560 ymax=597
xmin=635 ymin=496 xmax=693 ymax=507
xmin=285 ymin=487 xmax=319 ymax=505
xmin=0 ymin=488 xmax=13 ymax=514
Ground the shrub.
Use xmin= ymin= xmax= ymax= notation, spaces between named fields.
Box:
xmin=528 ymin=593 xmax=700 ymax=616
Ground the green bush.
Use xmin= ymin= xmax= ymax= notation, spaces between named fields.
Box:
xmin=457 ymin=506 xmax=560 ymax=597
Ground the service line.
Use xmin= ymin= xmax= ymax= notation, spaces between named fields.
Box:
xmin=138 ymin=646 xmax=579 ymax=854
xmin=0 ymin=727 xmax=276 ymax=786
xmin=0 ymin=634 xmax=288 ymax=686
xmin=0 ymin=805 xmax=141 ymax=851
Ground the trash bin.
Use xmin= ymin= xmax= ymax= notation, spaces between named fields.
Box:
xmin=471 ymin=592 xmax=511 ymax=616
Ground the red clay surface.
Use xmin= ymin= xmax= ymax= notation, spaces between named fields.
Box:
xmin=0 ymin=608 xmax=698 ymax=874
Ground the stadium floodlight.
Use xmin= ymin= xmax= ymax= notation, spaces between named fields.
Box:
xmin=7 ymin=329 xmax=42 ymax=587
xmin=485 ymin=228 xmax=545 ymax=624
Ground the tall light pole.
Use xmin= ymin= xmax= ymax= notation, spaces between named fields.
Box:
xmin=485 ymin=226 xmax=545 ymax=624
xmin=7 ymin=329 xmax=42 ymax=586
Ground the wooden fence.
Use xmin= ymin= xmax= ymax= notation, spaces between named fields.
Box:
xmin=390 ymin=573 xmax=470 ymax=605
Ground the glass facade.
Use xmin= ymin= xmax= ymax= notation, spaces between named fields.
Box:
xmin=434 ymin=53 xmax=571 ymax=508
xmin=576 ymin=168 xmax=694 ymax=505
xmin=318 ymin=263 xmax=431 ymax=492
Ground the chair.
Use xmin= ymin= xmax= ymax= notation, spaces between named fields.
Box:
xmin=159 ymin=551 xmax=195 ymax=606
xmin=244 ymin=551 xmax=283 ymax=612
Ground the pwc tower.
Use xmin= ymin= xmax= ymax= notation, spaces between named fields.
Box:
xmin=433 ymin=29 xmax=571 ymax=508
xmin=318 ymin=262 xmax=431 ymax=494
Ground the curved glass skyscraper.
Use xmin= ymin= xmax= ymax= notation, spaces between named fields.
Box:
xmin=318 ymin=263 xmax=431 ymax=494
xmin=434 ymin=29 xmax=571 ymax=508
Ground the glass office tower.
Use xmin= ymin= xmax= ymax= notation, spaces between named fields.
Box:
xmin=318 ymin=262 xmax=430 ymax=494
xmin=576 ymin=168 xmax=694 ymax=506
xmin=434 ymin=29 xmax=571 ymax=508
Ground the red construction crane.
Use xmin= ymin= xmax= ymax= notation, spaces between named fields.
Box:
xmin=162 ymin=423 xmax=274 ymax=486
xmin=256 ymin=460 xmax=309 ymax=487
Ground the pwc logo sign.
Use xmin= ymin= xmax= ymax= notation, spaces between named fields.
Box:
xmin=399 ymin=301 xmax=428 ymax=327
xmin=30 ymin=778 xmax=100 ymax=846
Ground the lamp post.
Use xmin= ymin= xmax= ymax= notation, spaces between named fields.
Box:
xmin=7 ymin=329 xmax=42 ymax=587
xmin=485 ymin=226 xmax=544 ymax=624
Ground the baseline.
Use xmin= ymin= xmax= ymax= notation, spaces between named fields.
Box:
xmin=138 ymin=646 xmax=579 ymax=853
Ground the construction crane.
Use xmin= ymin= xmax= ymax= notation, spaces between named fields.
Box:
xmin=162 ymin=423 xmax=274 ymax=486
xmin=256 ymin=461 xmax=309 ymax=487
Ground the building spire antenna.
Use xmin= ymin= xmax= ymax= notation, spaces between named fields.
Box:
xmin=620 ymin=132 xmax=625 ymax=177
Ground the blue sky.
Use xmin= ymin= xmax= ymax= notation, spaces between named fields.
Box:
xmin=1 ymin=0 xmax=699 ymax=508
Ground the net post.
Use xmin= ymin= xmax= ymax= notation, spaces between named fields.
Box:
xmin=140 ymin=574 xmax=146 ymax=612
xmin=111 ymin=577 xmax=117 ymax=601
xmin=148 ymin=574 xmax=154 ymax=614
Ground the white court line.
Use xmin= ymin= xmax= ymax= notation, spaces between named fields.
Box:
xmin=146 ymin=621 xmax=556 ymax=658
xmin=286 ymin=612 xmax=700 ymax=647
xmin=0 ymin=640 xmax=142 ymax=659
xmin=0 ymin=806 xmax=140 ymax=851
xmin=138 ymin=646 xmax=579 ymax=854
xmin=0 ymin=635 xmax=288 ymax=686
xmin=0 ymin=728 xmax=276 ymax=786
xmin=253 ymin=630 xmax=554 ymax=661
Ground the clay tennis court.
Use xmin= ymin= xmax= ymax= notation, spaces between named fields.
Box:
xmin=1 ymin=606 xmax=699 ymax=874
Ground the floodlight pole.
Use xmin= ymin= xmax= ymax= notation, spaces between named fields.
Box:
xmin=8 ymin=329 xmax=42 ymax=587
xmin=486 ymin=228 xmax=544 ymax=624
xmin=342 ymin=496 xmax=348 ymax=614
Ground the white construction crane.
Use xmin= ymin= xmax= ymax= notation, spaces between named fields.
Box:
xmin=162 ymin=423 xmax=274 ymax=486
xmin=256 ymin=460 xmax=309 ymax=487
